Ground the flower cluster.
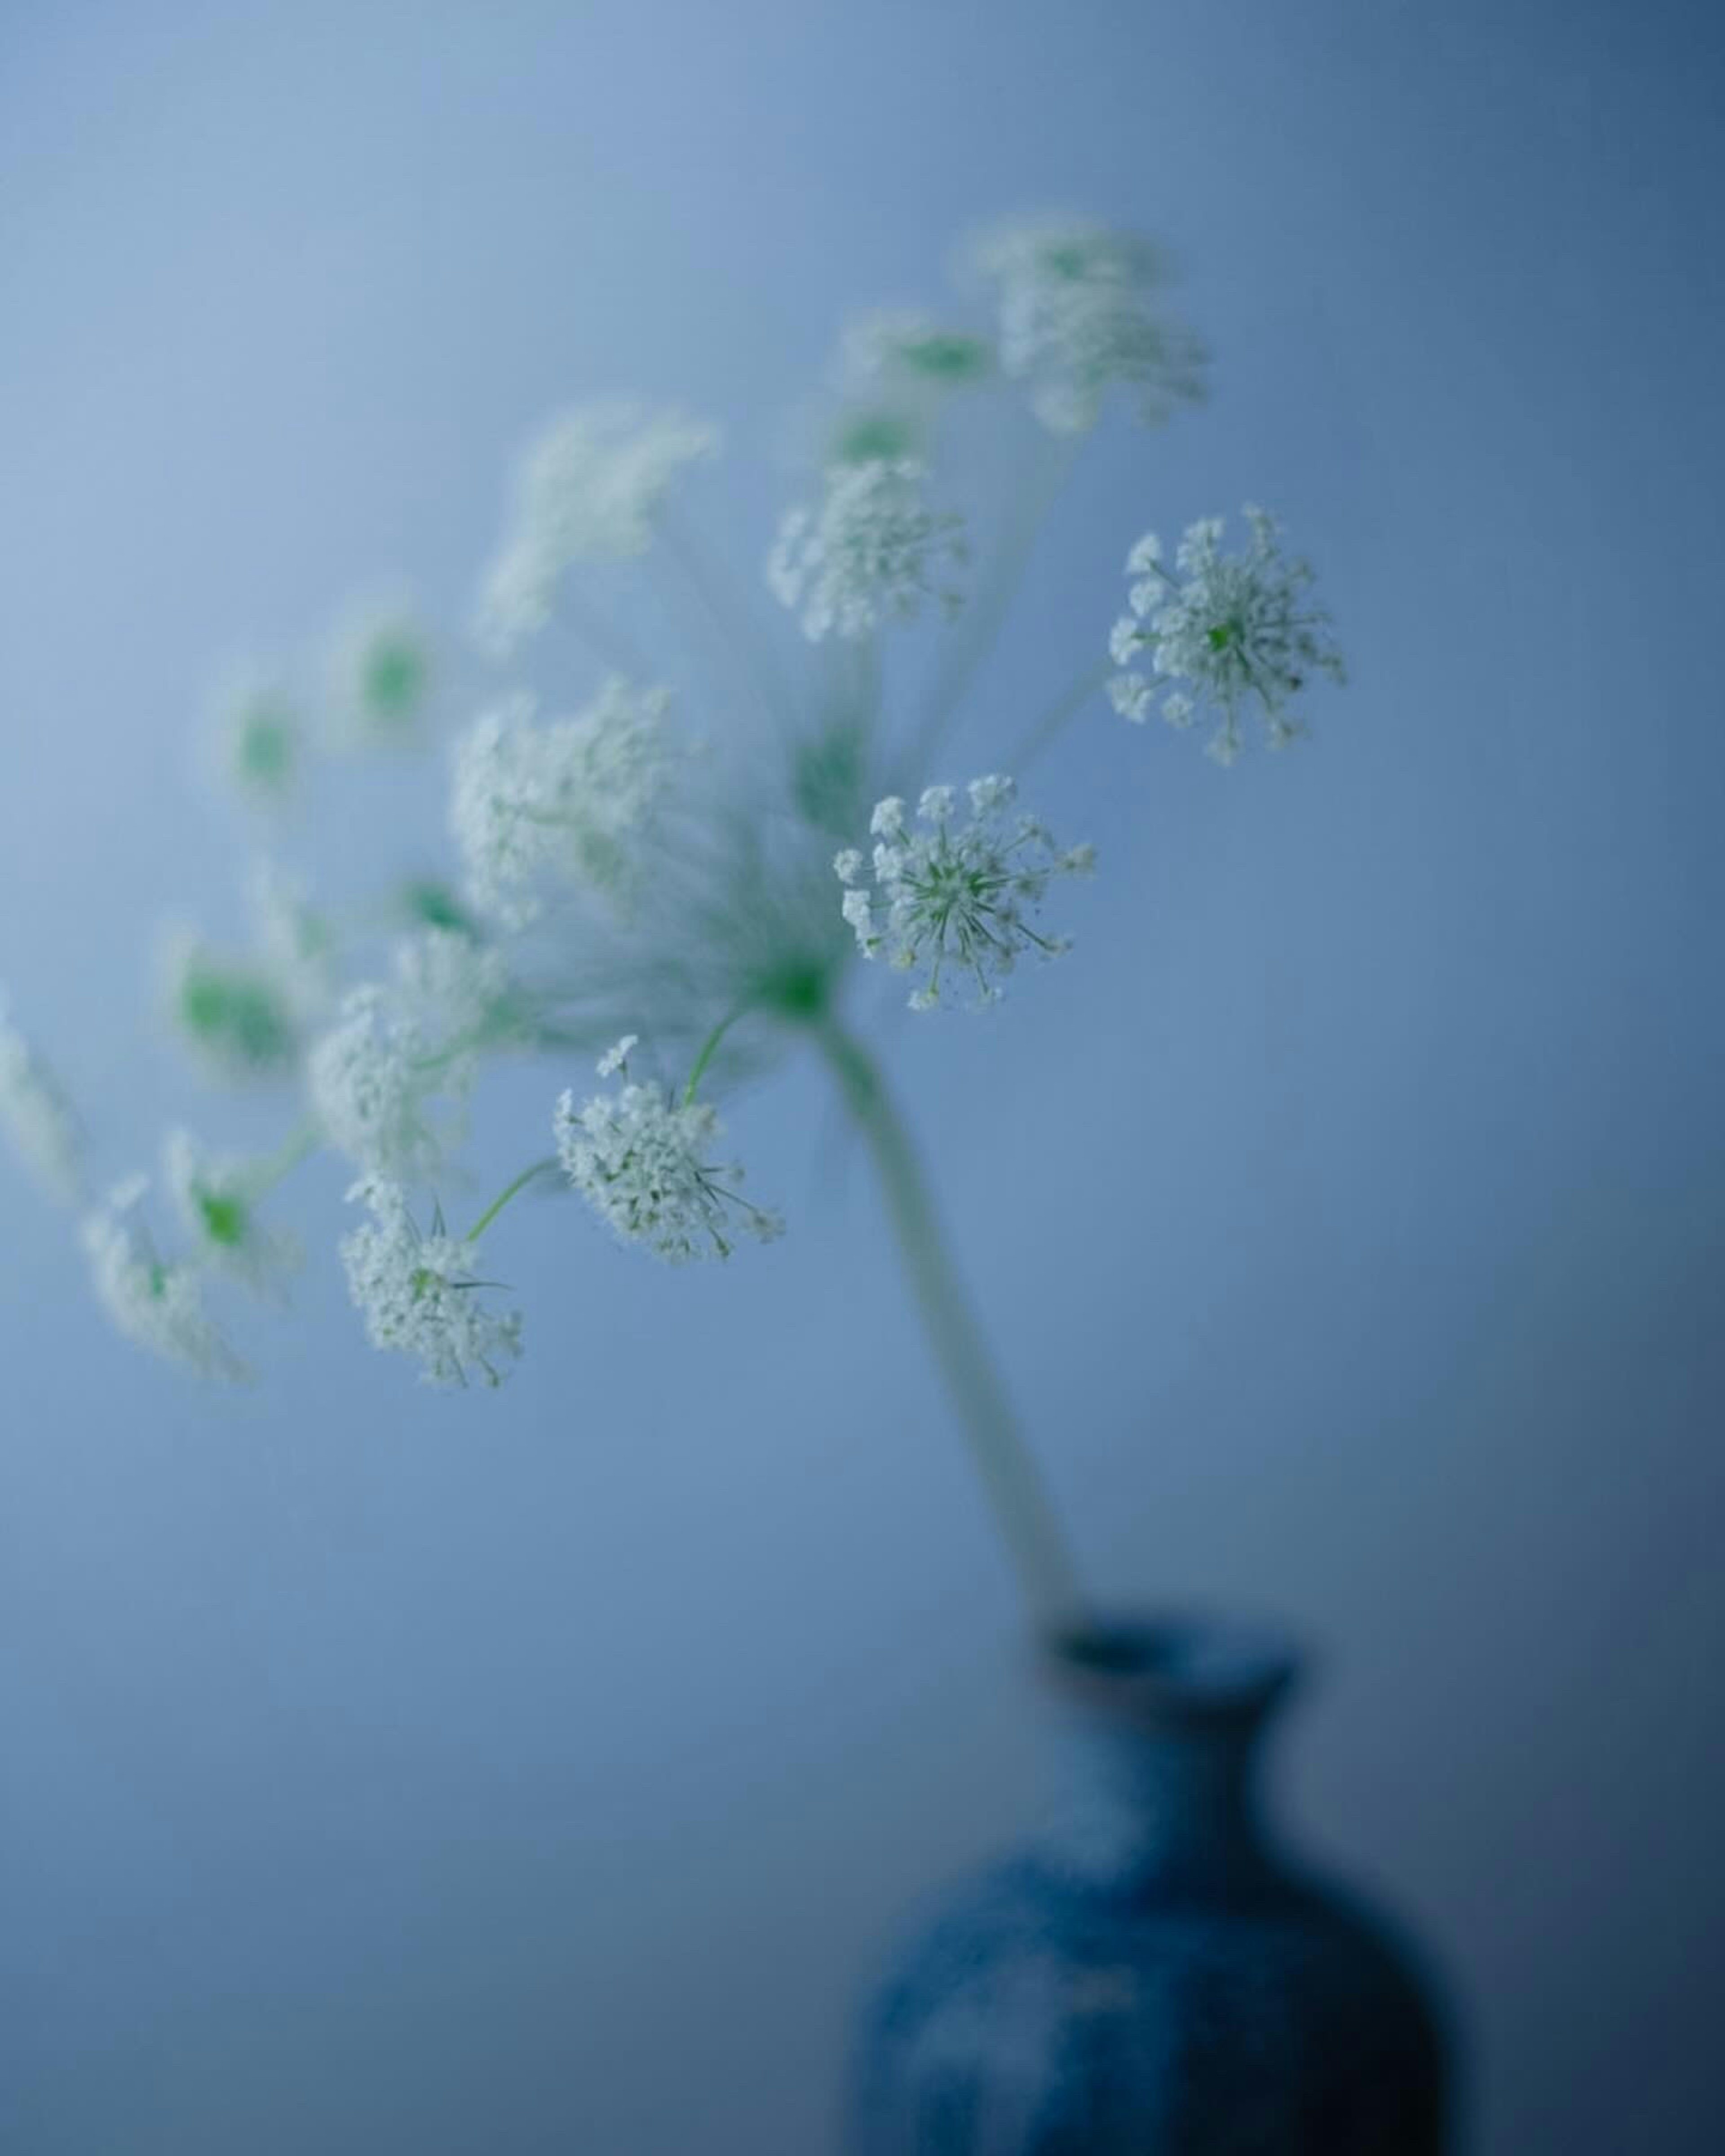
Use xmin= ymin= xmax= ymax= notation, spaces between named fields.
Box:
xmin=164 ymin=1127 xmax=301 ymax=1294
xmin=769 ymin=459 xmax=966 ymax=641
xmin=972 ymin=217 xmax=1206 ymax=436
xmin=340 ymin=1175 xmax=522 ymax=1388
xmin=450 ymin=680 xmax=677 ymax=929
xmin=325 ymin=596 xmax=435 ymax=750
xmin=555 ymin=1040 xmax=783 ymax=1263
xmin=1107 ymin=507 xmax=1345 ymax=763
xmin=475 ymin=400 xmax=719 ymax=654
xmin=81 ymin=1175 xmax=249 ymax=1382
xmin=0 ymin=993 xmax=83 ymax=1203
xmin=836 ymin=778 xmax=1094 ymax=1011
xmin=209 ymin=668 xmax=304 ymax=809
xmin=837 ymin=311 xmax=995 ymax=397
xmin=56 ymin=212 xmax=1345 ymax=1400
xmin=307 ymin=987 xmax=445 ymax=1180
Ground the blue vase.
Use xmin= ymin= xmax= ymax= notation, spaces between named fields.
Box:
xmin=849 ymin=1615 xmax=1455 ymax=2153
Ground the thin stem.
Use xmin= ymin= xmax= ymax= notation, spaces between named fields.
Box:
xmin=659 ymin=511 xmax=796 ymax=732
xmin=464 ymin=1156 xmax=559 ymax=1242
xmin=683 ymin=1006 xmax=747 ymax=1107
xmin=252 ymin=1121 xmax=320 ymax=1195
xmin=813 ymin=1016 xmax=1084 ymax=1633
xmin=905 ymin=433 xmax=1079 ymax=779
xmin=554 ymin=584 xmax=658 ymax=681
xmin=1006 ymin=656 xmax=1116 ymax=771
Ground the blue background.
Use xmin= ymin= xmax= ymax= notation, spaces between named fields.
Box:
xmin=2 ymin=2 xmax=1722 ymax=2149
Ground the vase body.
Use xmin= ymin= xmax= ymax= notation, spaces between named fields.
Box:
xmin=849 ymin=1616 xmax=1453 ymax=2155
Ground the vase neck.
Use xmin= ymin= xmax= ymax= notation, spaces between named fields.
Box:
xmin=1032 ymin=1616 xmax=1299 ymax=1897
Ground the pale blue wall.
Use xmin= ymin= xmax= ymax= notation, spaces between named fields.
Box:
xmin=2 ymin=3 xmax=1722 ymax=2150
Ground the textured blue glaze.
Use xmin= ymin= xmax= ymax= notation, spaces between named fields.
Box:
xmin=850 ymin=1618 xmax=1451 ymax=2153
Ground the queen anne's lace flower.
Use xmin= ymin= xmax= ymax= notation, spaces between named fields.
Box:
xmin=164 ymin=1127 xmax=301 ymax=1294
xmin=836 ymin=777 xmax=1094 ymax=1011
xmin=82 ymin=1175 xmax=248 ymax=1381
xmin=837 ymin=311 xmax=995 ymax=396
xmin=768 ymin=459 xmax=966 ymax=641
xmin=307 ymin=987 xmax=443 ymax=1179
xmin=555 ymin=1040 xmax=783 ymax=1263
xmin=210 ymin=668 xmax=303 ymax=808
xmin=393 ymin=926 xmax=512 ymax=1041
xmin=0 ymin=994 xmax=84 ymax=1203
xmin=1107 ymin=507 xmax=1345 ymax=764
xmin=341 ymin=1175 xmax=522 ymax=1388
xmin=326 ymin=596 xmax=435 ymax=749
xmin=450 ymin=681 xmax=676 ymax=929
xmin=971 ymin=217 xmax=1206 ymax=436
xmin=162 ymin=926 xmax=304 ymax=1082
xmin=475 ymin=400 xmax=719 ymax=655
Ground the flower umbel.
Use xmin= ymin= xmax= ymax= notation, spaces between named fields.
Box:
xmin=450 ymin=681 xmax=677 ymax=929
xmin=0 ymin=993 xmax=84 ymax=1202
xmin=306 ymin=986 xmax=445 ymax=1180
xmin=82 ymin=1175 xmax=249 ymax=1381
xmin=475 ymin=400 xmax=719 ymax=654
xmin=768 ymin=459 xmax=966 ymax=641
xmin=164 ymin=1127 xmax=301 ymax=1294
xmin=326 ymin=596 xmax=435 ymax=749
xmin=341 ymin=1175 xmax=522 ymax=1388
xmin=836 ymin=777 xmax=1094 ymax=1011
xmin=555 ymin=1039 xmax=783 ymax=1263
xmin=971 ymin=216 xmax=1206 ymax=436
xmin=1107 ymin=507 xmax=1346 ymax=763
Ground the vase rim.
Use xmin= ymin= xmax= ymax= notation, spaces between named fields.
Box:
xmin=1040 ymin=1608 xmax=1304 ymax=1723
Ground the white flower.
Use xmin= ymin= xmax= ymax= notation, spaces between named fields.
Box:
xmin=836 ymin=311 xmax=995 ymax=396
xmin=208 ymin=666 xmax=303 ymax=808
xmin=970 ymin=216 xmax=1206 ymax=435
xmin=836 ymin=774 xmax=1094 ymax=1010
xmin=0 ymin=992 xmax=83 ymax=1202
xmin=768 ymin=459 xmax=966 ymax=641
xmin=597 ymin=1033 xmax=637 ymax=1078
xmin=82 ymin=1175 xmax=248 ymax=1381
xmin=1107 ymin=506 xmax=1345 ymax=763
xmin=555 ymin=1049 xmax=783 ymax=1264
xmin=450 ymin=681 xmax=676 ymax=929
xmin=161 ymin=924 xmax=305 ymax=1082
xmin=392 ymin=927 xmax=511 ymax=1041
xmin=341 ymin=1175 xmax=522 ymax=1388
xmin=325 ymin=596 xmax=435 ymax=749
xmin=474 ymin=400 xmax=719 ymax=655
xmin=163 ymin=1127 xmax=301 ymax=1294
xmin=307 ymin=986 xmax=443 ymax=1179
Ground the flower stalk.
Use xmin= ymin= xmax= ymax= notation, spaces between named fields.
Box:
xmin=813 ymin=1013 xmax=1083 ymax=1632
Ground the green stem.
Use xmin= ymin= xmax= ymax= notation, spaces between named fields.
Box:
xmin=253 ymin=1121 xmax=320 ymax=1194
xmin=906 ymin=433 xmax=1079 ymax=779
xmin=1006 ymin=657 xmax=1116 ymax=771
xmin=813 ymin=1016 xmax=1084 ymax=1633
xmin=684 ymin=1006 xmax=747 ymax=1107
xmin=660 ymin=512 xmax=796 ymax=732
xmin=464 ymin=1156 xmax=558 ymax=1242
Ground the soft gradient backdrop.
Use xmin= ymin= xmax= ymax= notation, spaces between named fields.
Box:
xmin=2 ymin=2 xmax=1721 ymax=2150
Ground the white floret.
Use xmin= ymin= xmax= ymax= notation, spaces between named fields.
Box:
xmin=341 ymin=1175 xmax=522 ymax=1388
xmin=768 ymin=460 xmax=966 ymax=642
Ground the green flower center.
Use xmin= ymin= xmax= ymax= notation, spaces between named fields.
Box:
xmin=197 ymin=1190 xmax=248 ymax=1248
xmin=833 ymin=410 xmax=919 ymax=464
xmin=179 ymin=968 xmax=296 ymax=1072
xmin=361 ymin=637 xmax=428 ymax=722
xmin=237 ymin=710 xmax=296 ymax=787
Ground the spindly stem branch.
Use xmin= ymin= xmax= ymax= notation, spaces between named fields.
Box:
xmin=813 ymin=1016 xmax=1084 ymax=1633
xmin=464 ymin=1156 xmax=559 ymax=1242
xmin=684 ymin=1007 xmax=747 ymax=1106
xmin=1006 ymin=657 xmax=1116 ymax=771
